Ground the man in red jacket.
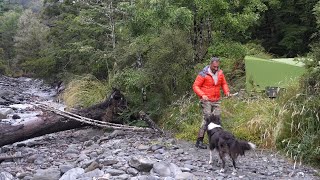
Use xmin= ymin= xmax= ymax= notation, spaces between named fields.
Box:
xmin=192 ymin=57 xmax=230 ymax=149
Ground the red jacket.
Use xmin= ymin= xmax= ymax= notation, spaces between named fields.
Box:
xmin=193 ymin=66 xmax=230 ymax=102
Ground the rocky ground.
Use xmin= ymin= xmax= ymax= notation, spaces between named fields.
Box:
xmin=0 ymin=75 xmax=319 ymax=180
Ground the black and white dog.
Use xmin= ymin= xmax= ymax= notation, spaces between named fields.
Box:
xmin=207 ymin=114 xmax=256 ymax=173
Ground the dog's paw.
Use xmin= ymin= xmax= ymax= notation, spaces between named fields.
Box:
xmin=217 ymin=159 xmax=221 ymax=164
xmin=208 ymin=160 xmax=213 ymax=164
xmin=219 ymin=168 xmax=225 ymax=173
xmin=232 ymin=169 xmax=237 ymax=175
xmin=231 ymin=168 xmax=237 ymax=176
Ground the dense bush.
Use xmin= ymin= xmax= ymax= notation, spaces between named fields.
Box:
xmin=0 ymin=60 xmax=8 ymax=75
xmin=271 ymin=4 xmax=320 ymax=166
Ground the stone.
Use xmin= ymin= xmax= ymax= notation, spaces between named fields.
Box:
xmin=0 ymin=108 xmax=13 ymax=119
xmin=128 ymin=157 xmax=155 ymax=172
xmin=126 ymin=168 xmax=139 ymax=176
xmin=152 ymin=162 xmax=171 ymax=177
xmin=32 ymin=168 xmax=61 ymax=180
xmin=59 ymin=168 xmax=84 ymax=180
xmin=104 ymin=168 xmax=125 ymax=176
xmin=78 ymin=169 xmax=104 ymax=179
xmin=0 ymin=172 xmax=14 ymax=180
xmin=59 ymin=164 xmax=74 ymax=174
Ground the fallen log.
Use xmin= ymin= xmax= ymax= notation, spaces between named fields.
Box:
xmin=36 ymin=103 xmax=156 ymax=132
xmin=0 ymin=88 xmax=128 ymax=147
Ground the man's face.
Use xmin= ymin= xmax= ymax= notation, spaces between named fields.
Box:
xmin=210 ymin=61 xmax=219 ymax=73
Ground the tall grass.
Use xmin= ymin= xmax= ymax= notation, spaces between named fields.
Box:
xmin=221 ymin=96 xmax=281 ymax=148
xmin=275 ymin=81 xmax=320 ymax=166
xmin=62 ymin=74 xmax=109 ymax=108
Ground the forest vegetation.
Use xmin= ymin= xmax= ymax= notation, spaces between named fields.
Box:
xmin=0 ymin=0 xmax=319 ymax=167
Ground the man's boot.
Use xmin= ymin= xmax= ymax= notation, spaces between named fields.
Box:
xmin=195 ymin=137 xmax=207 ymax=149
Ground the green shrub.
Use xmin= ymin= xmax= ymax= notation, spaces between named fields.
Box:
xmin=244 ymin=42 xmax=273 ymax=59
xmin=159 ymin=94 xmax=202 ymax=142
xmin=0 ymin=60 xmax=8 ymax=75
xmin=21 ymin=57 xmax=56 ymax=80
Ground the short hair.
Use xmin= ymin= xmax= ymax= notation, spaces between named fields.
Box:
xmin=210 ymin=57 xmax=220 ymax=63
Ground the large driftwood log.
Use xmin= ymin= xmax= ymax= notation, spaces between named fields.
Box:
xmin=0 ymin=89 xmax=127 ymax=147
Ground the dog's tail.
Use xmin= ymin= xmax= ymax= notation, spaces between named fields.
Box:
xmin=236 ymin=140 xmax=256 ymax=155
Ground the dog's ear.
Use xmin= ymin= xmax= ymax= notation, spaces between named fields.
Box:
xmin=209 ymin=114 xmax=221 ymax=124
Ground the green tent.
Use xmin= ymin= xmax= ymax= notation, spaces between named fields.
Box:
xmin=245 ymin=56 xmax=306 ymax=92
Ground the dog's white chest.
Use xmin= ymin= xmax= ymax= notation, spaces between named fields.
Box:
xmin=208 ymin=122 xmax=221 ymax=130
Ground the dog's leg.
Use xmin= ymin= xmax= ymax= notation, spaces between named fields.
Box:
xmin=217 ymin=157 xmax=221 ymax=164
xmin=219 ymin=152 xmax=226 ymax=173
xmin=230 ymin=153 xmax=238 ymax=175
xmin=231 ymin=158 xmax=237 ymax=175
xmin=209 ymin=149 xmax=214 ymax=164
xmin=232 ymin=158 xmax=237 ymax=169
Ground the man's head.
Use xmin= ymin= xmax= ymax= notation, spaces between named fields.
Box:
xmin=210 ymin=57 xmax=220 ymax=73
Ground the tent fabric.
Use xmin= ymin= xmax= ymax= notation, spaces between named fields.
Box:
xmin=245 ymin=56 xmax=305 ymax=91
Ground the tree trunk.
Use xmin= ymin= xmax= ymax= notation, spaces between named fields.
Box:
xmin=0 ymin=88 xmax=127 ymax=147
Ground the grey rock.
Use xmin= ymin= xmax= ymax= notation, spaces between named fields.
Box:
xmin=175 ymin=172 xmax=195 ymax=180
xmin=296 ymin=171 xmax=305 ymax=178
xmin=150 ymin=144 xmax=163 ymax=151
xmin=155 ymin=148 xmax=165 ymax=154
xmin=0 ymin=108 xmax=13 ymax=119
xmin=180 ymin=167 xmax=191 ymax=172
xmin=100 ymin=159 xmax=119 ymax=166
xmin=154 ymin=154 xmax=164 ymax=160
xmin=175 ymin=149 xmax=184 ymax=154
xmin=129 ymin=175 xmax=160 ymax=180
xmin=64 ymin=148 xmax=79 ymax=154
xmin=0 ymin=172 xmax=14 ymax=180
xmin=183 ymin=164 xmax=195 ymax=170
xmin=169 ymin=163 xmax=182 ymax=178
xmin=167 ymin=139 xmax=176 ymax=145
xmin=34 ymin=156 xmax=46 ymax=165
xmin=32 ymin=168 xmax=61 ymax=180
xmin=59 ymin=164 xmax=74 ymax=174
xmin=128 ymin=157 xmax=155 ymax=172
xmin=126 ymin=168 xmax=139 ymax=176
xmin=109 ymin=130 xmax=125 ymax=139
xmin=78 ymin=169 xmax=104 ymax=179
xmin=163 ymin=177 xmax=175 ymax=180
xmin=113 ymin=174 xmax=130 ymax=180
xmin=16 ymin=172 xmax=31 ymax=179
xmin=77 ymin=154 xmax=89 ymax=162
xmin=84 ymin=161 xmax=100 ymax=173
xmin=23 ymin=176 xmax=33 ymax=180
xmin=152 ymin=162 xmax=171 ymax=177
xmin=59 ymin=168 xmax=84 ymax=180
xmin=89 ymin=151 xmax=98 ymax=158
xmin=83 ymin=140 xmax=94 ymax=147
xmin=20 ymin=147 xmax=37 ymax=155
xmin=104 ymin=168 xmax=125 ymax=176
xmin=112 ymin=149 xmax=122 ymax=154
xmin=137 ymin=145 xmax=149 ymax=151
xmin=26 ymin=153 xmax=38 ymax=163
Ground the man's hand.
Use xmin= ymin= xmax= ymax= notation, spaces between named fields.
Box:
xmin=225 ymin=92 xmax=231 ymax=97
xmin=202 ymin=95 xmax=209 ymax=101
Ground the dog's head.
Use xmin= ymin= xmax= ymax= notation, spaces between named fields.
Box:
xmin=207 ymin=114 xmax=221 ymax=125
